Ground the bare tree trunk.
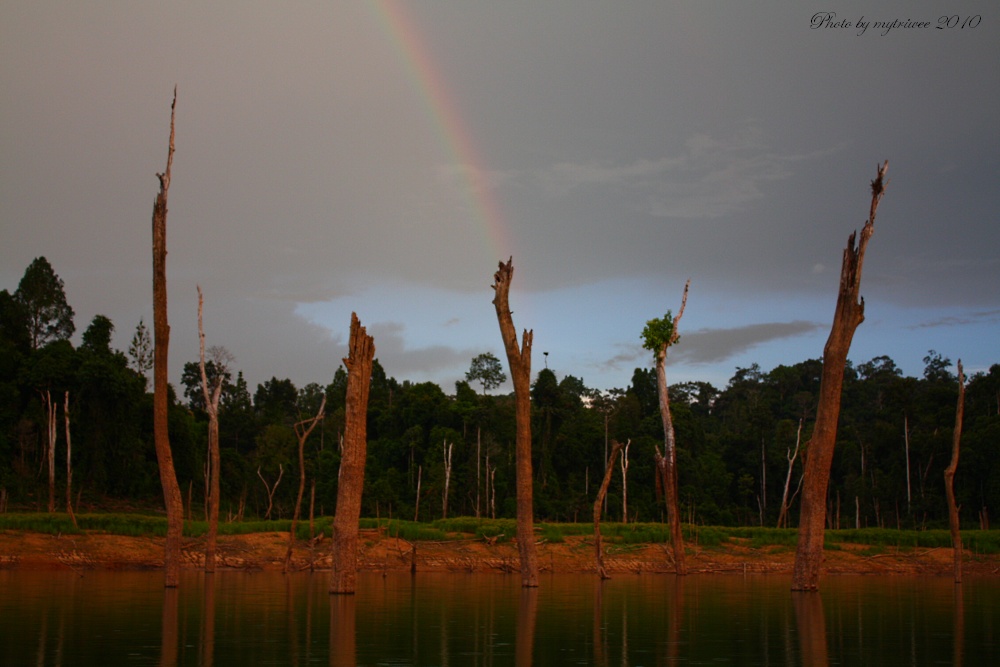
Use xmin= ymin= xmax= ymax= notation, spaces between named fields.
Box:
xmin=285 ymin=395 xmax=326 ymax=573
xmin=42 ymin=389 xmax=56 ymax=513
xmin=476 ymin=426 xmax=481 ymax=519
xmin=63 ymin=392 xmax=76 ymax=528
xmin=197 ymin=287 xmax=224 ymax=574
xmin=594 ymin=440 xmax=624 ymax=579
xmin=413 ymin=465 xmax=422 ymax=522
xmin=654 ymin=281 xmax=689 ymax=575
xmin=620 ymin=439 xmax=630 ymax=523
xmin=330 ymin=313 xmax=375 ymax=595
xmin=904 ymin=413 xmax=912 ymax=515
xmin=152 ymin=88 xmax=184 ymax=588
xmin=257 ymin=465 xmax=283 ymax=520
xmin=945 ymin=361 xmax=965 ymax=584
xmin=792 ymin=161 xmax=889 ymax=592
xmin=491 ymin=258 xmax=539 ymax=588
xmin=442 ymin=439 xmax=453 ymax=520
xmin=777 ymin=419 xmax=804 ymax=528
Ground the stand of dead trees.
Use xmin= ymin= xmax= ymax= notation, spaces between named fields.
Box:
xmin=945 ymin=360 xmax=965 ymax=584
xmin=791 ymin=160 xmax=889 ymax=592
xmin=330 ymin=313 xmax=375 ymax=595
xmin=645 ymin=279 xmax=690 ymax=575
xmin=492 ymin=258 xmax=539 ymax=588
xmin=151 ymin=87 xmax=185 ymax=588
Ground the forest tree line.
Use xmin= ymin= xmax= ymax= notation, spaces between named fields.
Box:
xmin=2 ymin=256 xmax=998 ymax=530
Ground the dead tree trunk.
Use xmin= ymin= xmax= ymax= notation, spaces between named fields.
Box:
xmin=42 ymin=389 xmax=56 ymax=513
xmin=594 ymin=440 xmax=625 ymax=579
xmin=257 ymin=465 xmax=283 ymax=520
xmin=285 ymin=395 xmax=326 ymax=573
xmin=413 ymin=465 xmax=422 ymax=522
xmin=646 ymin=280 xmax=690 ymax=575
xmin=620 ymin=439 xmax=631 ymax=523
xmin=491 ymin=258 xmax=539 ymax=588
xmin=197 ymin=287 xmax=226 ymax=573
xmin=329 ymin=313 xmax=375 ymax=595
xmin=152 ymin=88 xmax=185 ymax=588
xmin=791 ymin=160 xmax=889 ymax=592
xmin=442 ymin=439 xmax=453 ymax=520
xmin=64 ymin=391 xmax=77 ymax=528
xmin=777 ymin=419 xmax=804 ymax=528
xmin=944 ymin=360 xmax=965 ymax=584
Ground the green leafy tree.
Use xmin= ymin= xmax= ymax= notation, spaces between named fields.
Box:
xmin=15 ymin=257 xmax=75 ymax=350
xmin=127 ymin=319 xmax=153 ymax=388
xmin=466 ymin=352 xmax=507 ymax=395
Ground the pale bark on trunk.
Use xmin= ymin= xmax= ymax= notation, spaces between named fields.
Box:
xmin=64 ymin=392 xmax=76 ymax=528
xmin=945 ymin=361 xmax=965 ymax=584
xmin=285 ymin=395 xmax=326 ymax=573
xmin=654 ymin=281 xmax=689 ymax=575
xmin=330 ymin=313 xmax=375 ymax=594
xmin=152 ymin=88 xmax=184 ymax=588
xmin=791 ymin=160 xmax=888 ymax=592
xmin=594 ymin=440 xmax=625 ymax=579
xmin=42 ymin=389 xmax=56 ymax=513
xmin=413 ymin=465 xmax=421 ymax=522
xmin=491 ymin=258 xmax=539 ymax=587
xmin=442 ymin=439 xmax=453 ymax=520
xmin=197 ymin=287 xmax=223 ymax=574
xmin=620 ymin=439 xmax=630 ymax=523
xmin=777 ymin=419 xmax=804 ymax=528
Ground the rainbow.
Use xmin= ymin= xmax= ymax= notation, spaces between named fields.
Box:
xmin=366 ymin=0 xmax=513 ymax=263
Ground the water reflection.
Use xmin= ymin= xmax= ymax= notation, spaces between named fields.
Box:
xmin=329 ymin=594 xmax=355 ymax=667
xmin=792 ymin=592 xmax=828 ymax=667
xmin=1 ymin=571 xmax=996 ymax=665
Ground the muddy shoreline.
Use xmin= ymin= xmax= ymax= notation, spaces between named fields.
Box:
xmin=4 ymin=529 xmax=998 ymax=578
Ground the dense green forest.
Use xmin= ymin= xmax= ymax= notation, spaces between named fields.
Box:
xmin=2 ymin=256 xmax=998 ymax=530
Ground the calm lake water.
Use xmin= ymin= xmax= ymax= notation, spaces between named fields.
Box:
xmin=2 ymin=570 xmax=996 ymax=666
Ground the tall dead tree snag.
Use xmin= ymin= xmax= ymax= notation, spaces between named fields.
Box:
xmin=791 ymin=160 xmax=889 ymax=592
xmin=945 ymin=360 xmax=965 ymax=584
xmin=491 ymin=258 xmax=539 ymax=588
xmin=329 ymin=313 xmax=375 ymax=595
xmin=152 ymin=87 xmax=185 ymax=588
xmin=643 ymin=280 xmax=690 ymax=575
xmin=594 ymin=440 xmax=625 ymax=579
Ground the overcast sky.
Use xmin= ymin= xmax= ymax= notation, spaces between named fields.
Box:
xmin=3 ymin=1 xmax=997 ymax=396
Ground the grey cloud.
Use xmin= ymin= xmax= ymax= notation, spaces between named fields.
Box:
xmin=911 ymin=310 xmax=1000 ymax=330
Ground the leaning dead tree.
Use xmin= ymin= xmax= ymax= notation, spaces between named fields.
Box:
xmin=594 ymin=439 xmax=625 ymax=579
xmin=791 ymin=160 xmax=889 ymax=592
xmin=285 ymin=393 xmax=326 ymax=573
xmin=151 ymin=87 xmax=185 ymax=588
xmin=492 ymin=258 xmax=539 ymax=588
xmin=330 ymin=313 xmax=375 ymax=595
xmin=944 ymin=360 xmax=965 ymax=584
xmin=644 ymin=279 xmax=690 ymax=575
